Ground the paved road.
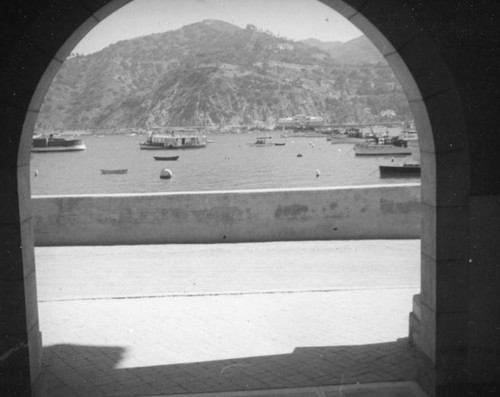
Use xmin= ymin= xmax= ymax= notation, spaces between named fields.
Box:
xmin=37 ymin=240 xmax=421 ymax=396
xmin=35 ymin=240 xmax=420 ymax=301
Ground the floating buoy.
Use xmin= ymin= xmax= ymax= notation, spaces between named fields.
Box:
xmin=316 ymin=169 xmax=321 ymax=177
xmin=160 ymin=169 xmax=172 ymax=179
xmin=34 ymin=170 xmax=39 ymax=177
xmin=297 ymin=153 xmax=302 ymax=158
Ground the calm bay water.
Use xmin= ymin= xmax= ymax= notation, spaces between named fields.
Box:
xmin=30 ymin=130 xmax=419 ymax=196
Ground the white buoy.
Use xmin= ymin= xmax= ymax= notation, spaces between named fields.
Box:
xmin=315 ymin=169 xmax=321 ymax=177
xmin=34 ymin=170 xmax=39 ymax=177
xmin=160 ymin=169 xmax=172 ymax=179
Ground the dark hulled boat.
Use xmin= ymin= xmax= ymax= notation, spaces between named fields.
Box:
xmin=153 ymin=155 xmax=179 ymax=161
xmin=32 ymin=134 xmax=86 ymax=152
xmin=100 ymin=169 xmax=128 ymax=175
xmin=379 ymin=162 xmax=421 ymax=178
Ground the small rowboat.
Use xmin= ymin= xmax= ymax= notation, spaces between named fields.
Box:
xmin=100 ymin=169 xmax=128 ymax=174
xmin=153 ymin=155 xmax=179 ymax=161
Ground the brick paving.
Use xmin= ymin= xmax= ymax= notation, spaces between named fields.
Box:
xmin=36 ymin=241 xmax=423 ymax=396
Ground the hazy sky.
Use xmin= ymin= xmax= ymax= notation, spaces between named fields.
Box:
xmin=73 ymin=0 xmax=362 ymax=54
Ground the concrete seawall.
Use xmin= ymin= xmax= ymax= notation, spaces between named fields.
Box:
xmin=32 ymin=184 xmax=421 ymax=246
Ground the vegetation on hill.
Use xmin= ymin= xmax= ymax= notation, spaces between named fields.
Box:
xmin=36 ymin=20 xmax=410 ymax=132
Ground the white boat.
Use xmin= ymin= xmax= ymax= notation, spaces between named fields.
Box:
xmin=32 ymin=134 xmax=86 ymax=152
xmin=399 ymin=129 xmax=419 ymax=141
xmin=140 ymin=128 xmax=207 ymax=150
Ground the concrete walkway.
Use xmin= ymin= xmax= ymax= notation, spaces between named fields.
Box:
xmin=36 ymin=240 xmax=424 ymax=396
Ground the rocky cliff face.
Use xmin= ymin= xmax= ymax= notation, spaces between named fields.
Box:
xmin=36 ymin=20 xmax=409 ymax=131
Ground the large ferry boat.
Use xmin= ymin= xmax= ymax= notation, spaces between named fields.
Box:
xmin=32 ymin=134 xmax=86 ymax=152
xmin=353 ymin=133 xmax=412 ymax=156
xmin=139 ymin=129 xmax=207 ymax=150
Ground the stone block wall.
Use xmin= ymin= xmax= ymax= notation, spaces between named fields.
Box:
xmin=32 ymin=184 xmax=421 ymax=246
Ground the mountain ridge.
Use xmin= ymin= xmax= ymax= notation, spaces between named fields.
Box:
xmin=299 ymin=36 xmax=384 ymax=64
xmin=36 ymin=20 xmax=409 ymax=131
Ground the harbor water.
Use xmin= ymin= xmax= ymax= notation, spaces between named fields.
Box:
xmin=30 ymin=131 xmax=420 ymax=196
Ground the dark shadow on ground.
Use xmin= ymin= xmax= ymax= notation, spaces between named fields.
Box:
xmin=43 ymin=338 xmax=418 ymax=396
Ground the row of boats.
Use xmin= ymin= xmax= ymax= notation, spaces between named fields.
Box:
xmin=32 ymin=128 xmax=421 ymax=178
xmin=353 ymin=131 xmax=420 ymax=177
xmin=32 ymin=129 xmax=415 ymax=154
xmin=31 ymin=129 xmax=209 ymax=152
xmin=249 ymin=134 xmax=420 ymax=177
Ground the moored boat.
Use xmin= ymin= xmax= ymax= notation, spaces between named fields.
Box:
xmin=32 ymin=134 xmax=86 ymax=152
xmin=399 ymin=121 xmax=419 ymax=142
xmin=399 ymin=129 xmax=419 ymax=141
xmin=140 ymin=128 xmax=207 ymax=150
xmin=249 ymin=136 xmax=273 ymax=147
xmin=100 ymin=169 xmax=128 ymax=174
xmin=329 ymin=135 xmax=367 ymax=144
xmin=354 ymin=141 xmax=412 ymax=156
xmin=283 ymin=132 xmax=325 ymax=138
xmin=153 ymin=155 xmax=179 ymax=161
xmin=379 ymin=161 xmax=421 ymax=178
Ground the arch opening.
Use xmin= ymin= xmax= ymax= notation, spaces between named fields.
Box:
xmin=3 ymin=1 xmax=474 ymax=396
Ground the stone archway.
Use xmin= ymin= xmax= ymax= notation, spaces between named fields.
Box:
xmin=319 ymin=2 xmax=471 ymax=395
xmin=1 ymin=1 xmax=475 ymax=396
